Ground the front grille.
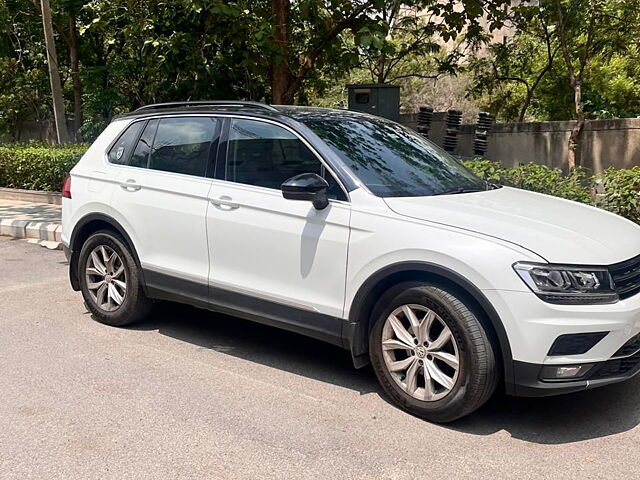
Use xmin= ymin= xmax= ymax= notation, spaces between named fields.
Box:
xmin=609 ymin=254 xmax=640 ymax=300
xmin=591 ymin=349 xmax=640 ymax=379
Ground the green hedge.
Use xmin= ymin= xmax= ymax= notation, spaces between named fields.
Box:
xmin=464 ymin=159 xmax=640 ymax=224
xmin=0 ymin=144 xmax=88 ymax=192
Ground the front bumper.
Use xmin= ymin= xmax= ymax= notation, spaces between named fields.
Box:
xmin=512 ymin=353 xmax=640 ymax=397
xmin=483 ymin=289 xmax=640 ymax=396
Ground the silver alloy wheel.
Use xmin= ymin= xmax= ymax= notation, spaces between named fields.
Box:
xmin=85 ymin=245 xmax=127 ymax=312
xmin=381 ymin=304 xmax=460 ymax=401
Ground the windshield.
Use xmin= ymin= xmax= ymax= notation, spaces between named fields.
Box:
xmin=303 ymin=116 xmax=486 ymax=197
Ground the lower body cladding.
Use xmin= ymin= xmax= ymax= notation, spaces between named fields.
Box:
xmin=485 ymin=289 xmax=640 ymax=397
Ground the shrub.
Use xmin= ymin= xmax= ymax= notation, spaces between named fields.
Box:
xmin=463 ymin=158 xmax=506 ymax=184
xmin=0 ymin=144 xmax=88 ymax=191
xmin=505 ymin=164 xmax=593 ymax=204
xmin=463 ymin=159 xmax=592 ymax=204
xmin=595 ymin=167 xmax=640 ymax=223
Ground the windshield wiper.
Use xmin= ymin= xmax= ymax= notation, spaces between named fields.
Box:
xmin=433 ymin=180 xmax=503 ymax=196
xmin=432 ymin=186 xmax=486 ymax=196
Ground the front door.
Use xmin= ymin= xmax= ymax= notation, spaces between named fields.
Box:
xmin=206 ymin=117 xmax=351 ymax=343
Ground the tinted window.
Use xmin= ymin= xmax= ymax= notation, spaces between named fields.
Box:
xmin=303 ymin=116 xmax=486 ymax=197
xmin=129 ymin=120 xmax=158 ymax=168
xmin=226 ymin=118 xmax=344 ymax=199
xmin=148 ymin=117 xmax=216 ymax=177
xmin=108 ymin=121 xmax=144 ymax=165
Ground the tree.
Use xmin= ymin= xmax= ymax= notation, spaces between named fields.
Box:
xmin=56 ymin=0 xmax=85 ymax=140
xmin=357 ymin=2 xmax=441 ymax=84
xmin=267 ymin=0 xmax=512 ymax=104
xmin=0 ymin=0 xmax=514 ymax=138
xmin=469 ymin=0 xmax=640 ymax=170
xmin=551 ymin=0 xmax=639 ymax=168
xmin=0 ymin=0 xmax=50 ymax=139
xmin=469 ymin=5 xmax=560 ymax=122
xmin=40 ymin=0 xmax=69 ymax=143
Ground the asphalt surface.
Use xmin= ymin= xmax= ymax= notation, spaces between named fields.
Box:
xmin=1 ymin=236 xmax=639 ymax=479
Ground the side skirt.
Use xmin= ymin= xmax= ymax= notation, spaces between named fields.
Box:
xmin=143 ymin=269 xmax=345 ymax=348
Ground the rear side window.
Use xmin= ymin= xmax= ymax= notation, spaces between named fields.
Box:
xmin=130 ymin=120 xmax=158 ymax=168
xmin=148 ymin=117 xmax=217 ymax=177
xmin=108 ymin=121 xmax=144 ymax=165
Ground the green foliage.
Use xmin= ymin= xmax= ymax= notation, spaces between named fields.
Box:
xmin=504 ymin=164 xmax=593 ymax=204
xmin=0 ymin=0 xmax=50 ymax=139
xmin=0 ymin=144 xmax=88 ymax=191
xmin=0 ymin=0 xmax=514 ymax=136
xmin=596 ymin=167 xmax=640 ymax=223
xmin=464 ymin=159 xmax=592 ymax=203
xmin=469 ymin=0 xmax=640 ymax=122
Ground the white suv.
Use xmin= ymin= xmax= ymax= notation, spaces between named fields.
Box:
xmin=62 ymin=101 xmax=640 ymax=422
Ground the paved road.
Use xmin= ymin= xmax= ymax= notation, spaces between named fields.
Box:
xmin=1 ymin=236 xmax=639 ymax=479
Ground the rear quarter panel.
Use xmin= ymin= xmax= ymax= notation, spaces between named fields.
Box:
xmin=62 ymin=120 xmax=131 ymax=246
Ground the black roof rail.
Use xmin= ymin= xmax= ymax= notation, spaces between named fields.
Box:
xmin=134 ymin=100 xmax=279 ymax=112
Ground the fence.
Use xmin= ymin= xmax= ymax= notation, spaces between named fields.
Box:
xmin=400 ymin=114 xmax=640 ymax=173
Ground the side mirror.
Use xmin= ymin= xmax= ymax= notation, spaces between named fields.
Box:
xmin=281 ymin=173 xmax=329 ymax=210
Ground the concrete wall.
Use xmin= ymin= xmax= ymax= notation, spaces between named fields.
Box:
xmin=0 ymin=119 xmax=56 ymax=144
xmin=400 ymin=114 xmax=640 ymax=173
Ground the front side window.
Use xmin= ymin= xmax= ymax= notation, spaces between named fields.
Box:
xmin=148 ymin=117 xmax=217 ymax=177
xmin=225 ymin=118 xmax=345 ymax=199
xmin=108 ymin=121 xmax=144 ymax=165
xmin=303 ymin=116 xmax=486 ymax=197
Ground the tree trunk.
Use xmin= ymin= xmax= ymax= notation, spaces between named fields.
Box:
xmin=376 ymin=52 xmax=386 ymax=83
xmin=68 ymin=15 xmax=82 ymax=140
xmin=518 ymin=88 xmax=533 ymax=123
xmin=40 ymin=0 xmax=70 ymax=144
xmin=271 ymin=0 xmax=292 ymax=104
xmin=567 ymin=79 xmax=585 ymax=170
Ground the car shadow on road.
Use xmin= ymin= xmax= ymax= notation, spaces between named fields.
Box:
xmin=131 ymin=301 xmax=640 ymax=445
xmin=131 ymin=301 xmax=380 ymax=396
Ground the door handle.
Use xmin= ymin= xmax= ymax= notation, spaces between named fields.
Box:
xmin=120 ymin=179 xmax=141 ymax=192
xmin=210 ymin=195 xmax=239 ymax=210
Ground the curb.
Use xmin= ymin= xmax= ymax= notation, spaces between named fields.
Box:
xmin=0 ymin=218 xmax=62 ymax=249
xmin=0 ymin=187 xmax=62 ymax=205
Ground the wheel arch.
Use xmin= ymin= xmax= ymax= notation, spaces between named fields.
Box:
xmin=344 ymin=261 xmax=515 ymax=391
xmin=68 ymin=213 xmax=143 ymax=292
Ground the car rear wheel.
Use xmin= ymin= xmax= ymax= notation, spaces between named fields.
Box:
xmin=370 ymin=282 xmax=498 ymax=423
xmin=78 ymin=230 xmax=151 ymax=326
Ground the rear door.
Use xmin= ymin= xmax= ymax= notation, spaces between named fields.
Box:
xmin=110 ymin=116 xmax=220 ymax=299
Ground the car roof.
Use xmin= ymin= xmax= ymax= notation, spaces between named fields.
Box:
xmin=113 ymin=102 xmax=375 ymax=124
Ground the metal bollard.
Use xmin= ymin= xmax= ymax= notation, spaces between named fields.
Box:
xmin=443 ymin=109 xmax=463 ymax=153
xmin=417 ymin=105 xmax=434 ymax=139
xmin=473 ymin=112 xmax=493 ymax=157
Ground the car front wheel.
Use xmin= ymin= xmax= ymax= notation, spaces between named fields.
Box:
xmin=369 ymin=282 xmax=498 ymax=423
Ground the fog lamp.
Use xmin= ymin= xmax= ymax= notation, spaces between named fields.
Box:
xmin=541 ymin=364 xmax=593 ymax=380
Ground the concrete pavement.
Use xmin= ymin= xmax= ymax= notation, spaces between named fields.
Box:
xmin=1 ymin=236 xmax=640 ymax=479
xmin=0 ymin=198 xmax=62 ymax=248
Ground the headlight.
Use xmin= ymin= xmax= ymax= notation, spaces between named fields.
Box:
xmin=513 ymin=262 xmax=618 ymax=305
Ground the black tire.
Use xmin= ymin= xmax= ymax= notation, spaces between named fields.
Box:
xmin=369 ymin=282 xmax=498 ymax=423
xmin=78 ymin=230 xmax=151 ymax=327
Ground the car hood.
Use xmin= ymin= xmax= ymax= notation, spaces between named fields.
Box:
xmin=384 ymin=186 xmax=640 ymax=265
